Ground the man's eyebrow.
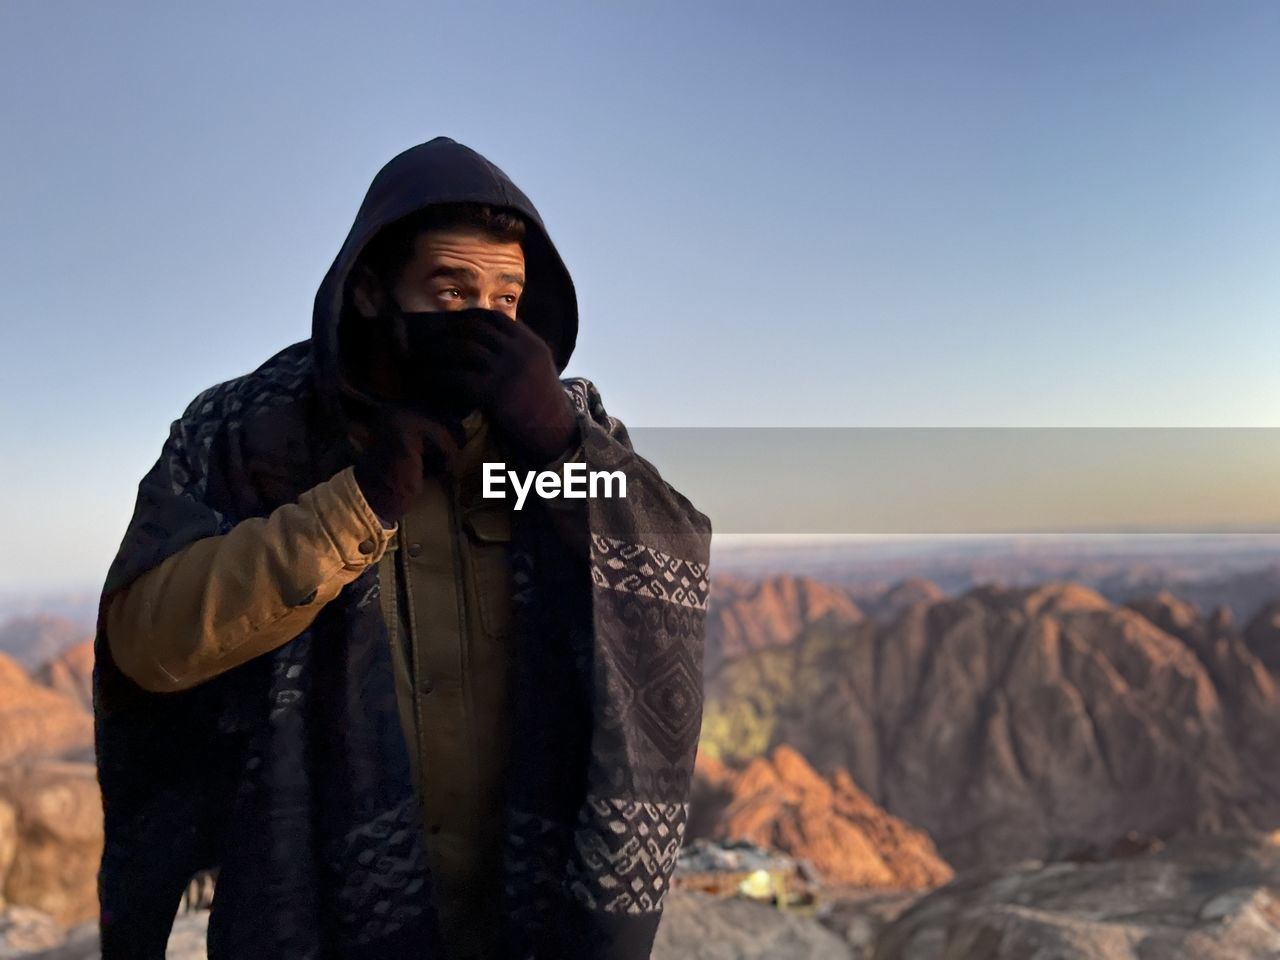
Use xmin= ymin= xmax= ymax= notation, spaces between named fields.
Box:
xmin=424 ymin=265 xmax=524 ymax=288
xmin=426 ymin=265 xmax=479 ymax=283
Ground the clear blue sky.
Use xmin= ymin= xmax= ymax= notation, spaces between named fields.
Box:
xmin=1 ymin=1 xmax=1277 ymax=591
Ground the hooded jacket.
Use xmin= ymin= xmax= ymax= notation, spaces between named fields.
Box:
xmin=93 ymin=137 xmax=712 ymax=959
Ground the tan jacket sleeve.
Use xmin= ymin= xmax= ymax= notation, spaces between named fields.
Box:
xmin=106 ymin=465 xmax=395 ymax=693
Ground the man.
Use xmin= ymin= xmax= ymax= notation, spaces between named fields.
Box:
xmin=93 ymin=136 xmax=712 ymax=960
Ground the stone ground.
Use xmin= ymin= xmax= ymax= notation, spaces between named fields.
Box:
xmin=6 ymin=831 xmax=1280 ymax=959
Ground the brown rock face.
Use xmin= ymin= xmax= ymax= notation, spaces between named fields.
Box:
xmin=0 ymin=654 xmax=93 ymax=766
xmin=869 ymin=830 xmax=1280 ymax=960
xmin=861 ymin=579 xmax=945 ymax=624
xmin=703 ymin=581 xmax=1280 ymax=870
xmin=707 ymin=576 xmax=863 ymax=672
xmin=0 ymin=763 xmax=103 ymax=926
xmin=692 ymin=746 xmax=952 ymax=890
xmin=34 ymin=640 xmax=95 ymax=712
xmin=0 ymin=799 xmax=15 ymax=908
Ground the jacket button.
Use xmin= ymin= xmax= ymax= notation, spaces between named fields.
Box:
xmin=421 ymin=679 xmax=434 ymax=694
xmin=407 ymin=542 xmax=423 ymax=558
xmin=357 ymin=538 xmax=375 ymax=555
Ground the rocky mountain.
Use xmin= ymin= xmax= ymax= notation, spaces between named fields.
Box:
xmin=0 ymin=657 xmax=93 ymax=767
xmin=0 ymin=763 xmax=102 ymax=927
xmin=706 ymin=576 xmax=864 ymax=673
xmin=1101 ymin=563 xmax=1280 ymax=629
xmin=0 ymin=644 xmax=100 ymax=939
xmin=32 ymin=644 xmax=94 ymax=713
xmin=854 ymin=578 xmax=944 ymax=624
xmin=715 ymin=538 xmax=1280 ymax=630
xmin=702 ymin=580 xmax=1280 ymax=870
xmin=0 ymin=620 xmax=90 ymax=673
xmin=690 ymin=747 xmax=952 ymax=890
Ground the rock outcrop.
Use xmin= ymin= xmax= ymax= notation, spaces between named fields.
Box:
xmin=0 ymin=657 xmax=92 ymax=767
xmin=0 ymin=764 xmax=102 ymax=927
xmin=706 ymin=576 xmax=863 ymax=672
xmin=859 ymin=578 xmax=944 ymax=624
xmin=28 ymin=834 xmax=1277 ymax=960
xmin=654 ymin=889 xmax=854 ymax=959
xmin=0 ymin=909 xmax=207 ymax=960
xmin=692 ymin=747 xmax=952 ymax=890
xmin=33 ymin=643 xmax=94 ymax=713
xmin=702 ymin=581 xmax=1280 ymax=870
xmin=868 ymin=830 xmax=1280 ymax=960
xmin=0 ymin=904 xmax=80 ymax=957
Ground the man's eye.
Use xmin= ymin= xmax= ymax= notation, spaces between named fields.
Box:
xmin=440 ymin=288 xmax=461 ymax=299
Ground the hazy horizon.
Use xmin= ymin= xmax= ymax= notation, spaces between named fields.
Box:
xmin=6 ymin=531 xmax=1280 ymax=612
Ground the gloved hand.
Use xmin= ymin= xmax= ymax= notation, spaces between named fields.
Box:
xmin=339 ymin=311 xmax=473 ymax=418
xmin=348 ymin=406 xmax=466 ymax=525
xmin=418 ymin=309 xmax=579 ymax=467
xmin=339 ymin=305 xmax=579 ymax=467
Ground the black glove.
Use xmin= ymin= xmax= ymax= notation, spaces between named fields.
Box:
xmin=339 ymin=306 xmax=578 ymax=466
xmin=348 ymin=405 xmax=466 ymax=525
xmin=338 ymin=311 xmax=474 ymax=418
xmin=418 ymin=309 xmax=580 ymax=468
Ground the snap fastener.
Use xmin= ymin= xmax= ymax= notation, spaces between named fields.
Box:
xmin=407 ymin=542 xmax=423 ymax=558
xmin=357 ymin=538 xmax=375 ymax=555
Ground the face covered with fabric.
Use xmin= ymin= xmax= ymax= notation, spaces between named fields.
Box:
xmin=337 ymin=225 xmax=580 ymax=521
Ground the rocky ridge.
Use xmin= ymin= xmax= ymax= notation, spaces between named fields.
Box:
xmin=691 ymin=747 xmax=952 ymax=890
xmin=702 ymin=579 xmax=1280 ymax=870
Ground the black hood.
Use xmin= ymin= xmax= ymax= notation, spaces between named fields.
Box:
xmin=310 ymin=136 xmax=578 ymax=412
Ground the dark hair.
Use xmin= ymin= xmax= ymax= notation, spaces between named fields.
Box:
xmin=353 ymin=202 xmax=528 ymax=291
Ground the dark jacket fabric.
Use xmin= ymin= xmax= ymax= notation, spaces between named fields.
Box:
xmin=92 ymin=137 xmax=712 ymax=959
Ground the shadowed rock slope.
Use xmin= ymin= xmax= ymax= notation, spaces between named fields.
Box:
xmin=703 ymin=581 xmax=1280 ymax=869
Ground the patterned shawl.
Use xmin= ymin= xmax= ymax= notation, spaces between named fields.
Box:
xmin=92 ymin=343 xmax=711 ymax=959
